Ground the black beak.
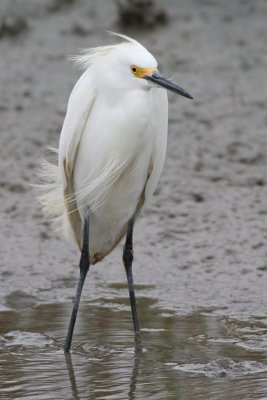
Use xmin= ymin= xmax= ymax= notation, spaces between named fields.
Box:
xmin=144 ymin=71 xmax=193 ymax=100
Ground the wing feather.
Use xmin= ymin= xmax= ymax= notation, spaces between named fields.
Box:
xmin=145 ymin=88 xmax=168 ymax=201
xmin=59 ymin=68 xmax=96 ymax=190
xmin=59 ymin=68 xmax=96 ymax=247
xmin=38 ymin=68 xmax=96 ymax=247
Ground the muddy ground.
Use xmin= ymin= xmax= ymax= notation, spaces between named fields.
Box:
xmin=0 ymin=0 xmax=267 ymax=398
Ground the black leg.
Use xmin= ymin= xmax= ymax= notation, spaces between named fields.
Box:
xmin=123 ymin=216 xmax=141 ymax=338
xmin=64 ymin=216 xmax=90 ymax=352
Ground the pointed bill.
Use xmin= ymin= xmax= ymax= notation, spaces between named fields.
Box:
xmin=144 ymin=71 xmax=193 ymax=99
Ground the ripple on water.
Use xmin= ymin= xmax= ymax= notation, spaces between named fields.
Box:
xmin=5 ymin=290 xmax=38 ymax=309
xmin=236 ymin=337 xmax=267 ymax=352
xmin=3 ymin=331 xmax=54 ymax=349
xmin=173 ymin=358 xmax=267 ymax=378
xmin=141 ymin=328 xmax=166 ymax=332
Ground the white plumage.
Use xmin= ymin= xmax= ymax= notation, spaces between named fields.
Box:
xmin=39 ymin=34 xmax=168 ymax=264
xmin=38 ymin=33 xmax=193 ymax=351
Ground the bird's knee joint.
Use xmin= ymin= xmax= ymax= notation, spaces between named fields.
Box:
xmin=123 ymin=247 xmax=134 ymax=265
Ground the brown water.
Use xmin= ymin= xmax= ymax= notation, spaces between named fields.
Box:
xmin=1 ymin=291 xmax=267 ymax=400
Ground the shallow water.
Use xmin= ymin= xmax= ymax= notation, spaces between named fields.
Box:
xmin=1 ymin=294 xmax=267 ymax=400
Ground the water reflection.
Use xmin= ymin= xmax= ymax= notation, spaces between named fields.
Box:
xmin=65 ymin=345 xmax=142 ymax=400
xmin=64 ymin=353 xmax=79 ymax=400
xmin=128 ymin=347 xmax=142 ymax=400
xmin=0 ymin=297 xmax=267 ymax=399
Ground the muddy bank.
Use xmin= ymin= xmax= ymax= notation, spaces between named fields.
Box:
xmin=0 ymin=0 xmax=267 ymax=317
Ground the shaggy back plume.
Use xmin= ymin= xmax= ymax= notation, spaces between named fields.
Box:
xmin=37 ymin=148 xmax=66 ymax=229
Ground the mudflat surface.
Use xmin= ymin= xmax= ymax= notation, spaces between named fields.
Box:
xmin=1 ymin=1 xmax=267 ymax=399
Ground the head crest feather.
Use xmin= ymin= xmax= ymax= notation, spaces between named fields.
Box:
xmin=70 ymin=32 xmax=142 ymax=70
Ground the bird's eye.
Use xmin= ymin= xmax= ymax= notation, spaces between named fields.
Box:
xmin=131 ymin=66 xmax=137 ymax=74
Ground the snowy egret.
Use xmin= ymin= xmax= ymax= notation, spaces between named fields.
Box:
xmin=39 ymin=33 xmax=193 ymax=352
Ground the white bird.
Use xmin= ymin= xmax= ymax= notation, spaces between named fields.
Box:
xmin=38 ymin=33 xmax=193 ymax=352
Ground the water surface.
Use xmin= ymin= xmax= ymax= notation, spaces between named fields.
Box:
xmin=1 ymin=292 xmax=267 ymax=400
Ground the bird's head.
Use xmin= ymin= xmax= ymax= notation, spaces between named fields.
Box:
xmin=130 ymin=65 xmax=193 ymax=99
xmin=74 ymin=33 xmax=193 ymax=99
xmin=127 ymin=55 xmax=193 ymax=100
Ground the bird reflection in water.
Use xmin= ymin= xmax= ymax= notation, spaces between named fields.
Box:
xmin=64 ymin=345 xmax=143 ymax=400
